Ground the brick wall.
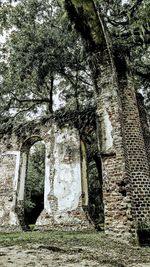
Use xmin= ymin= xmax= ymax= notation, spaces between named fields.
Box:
xmin=94 ymin=49 xmax=134 ymax=241
xmin=137 ymin=93 xmax=150 ymax=173
xmin=118 ymin=74 xmax=150 ymax=231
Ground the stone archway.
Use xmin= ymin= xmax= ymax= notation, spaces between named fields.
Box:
xmin=16 ymin=136 xmax=45 ymax=229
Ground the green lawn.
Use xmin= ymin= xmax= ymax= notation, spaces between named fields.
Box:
xmin=0 ymin=230 xmax=104 ymax=247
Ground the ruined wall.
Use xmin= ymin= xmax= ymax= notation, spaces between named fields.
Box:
xmin=36 ymin=125 xmax=91 ymax=230
xmin=0 ymin=151 xmax=21 ymax=232
xmin=137 ymin=93 xmax=150 ymax=173
xmin=118 ymin=74 xmax=150 ymax=240
xmin=94 ymin=49 xmax=150 ymax=242
xmin=95 ymin=50 xmax=134 ymax=241
xmin=0 ymin=119 xmax=91 ymax=232
xmin=0 ymin=89 xmax=150 ymax=241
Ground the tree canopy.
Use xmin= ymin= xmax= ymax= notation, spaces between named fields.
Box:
xmin=0 ymin=0 xmax=94 ymax=127
xmin=0 ymin=0 xmax=150 ymax=123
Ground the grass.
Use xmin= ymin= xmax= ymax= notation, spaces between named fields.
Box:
xmin=0 ymin=230 xmax=105 ymax=247
xmin=0 ymin=230 xmax=149 ymax=266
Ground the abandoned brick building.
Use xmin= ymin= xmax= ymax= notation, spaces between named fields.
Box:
xmin=0 ymin=89 xmax=150 ymax=243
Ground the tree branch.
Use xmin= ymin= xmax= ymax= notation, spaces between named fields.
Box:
xmin=10 ymin=91 xmax=50 ymax=103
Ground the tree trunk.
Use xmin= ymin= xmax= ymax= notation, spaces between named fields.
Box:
xmin=46 ymin=75 xmax=54 ymax=114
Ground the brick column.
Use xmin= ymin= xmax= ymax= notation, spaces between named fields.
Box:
xmin=119 ymin=76 xmax=150 ymax=229
xmin=136 ymin=93 xmax=150 ymax=173
xmin=93 ymin=50 xmax=134 ymax=241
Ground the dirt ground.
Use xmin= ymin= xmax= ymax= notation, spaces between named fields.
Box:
xmin=0 ymin=231 xmax=149 ymax=267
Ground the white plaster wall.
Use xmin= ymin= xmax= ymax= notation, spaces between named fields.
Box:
xmin=0 ymin=151 xmax=21 ymax=227
xmin=54 ymin=161 xmax=81 ymax=211
xmin=51 ymin=126 xmax=81 ymax=212
xmin=44 ymin=143 xmax=51 ymax=213
xmin=103 ymin=109 xmax=113 ymax=150
xmin=13 ymin=151 xmax=20 ymax=192
xmin=18 ymin=153 xmax=28 ymax=201
xmin=80 ymin=141 xmax=88 ymax=206
xmin=1 ymin=151 xmax=20 ymax=190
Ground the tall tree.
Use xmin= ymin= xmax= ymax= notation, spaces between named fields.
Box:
xmin=0 ymin=0 xmax=94 ymax=127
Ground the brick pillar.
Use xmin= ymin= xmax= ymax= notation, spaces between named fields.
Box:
xmin=136 ymin=93 xmax=150 ymax=173
xmin=93 ymin=50 xmax=134 ymax=241
xmin=118 ymin=75 xmax=150 ymax=230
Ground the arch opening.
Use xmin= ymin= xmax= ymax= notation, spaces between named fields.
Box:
xmin=17 ymin=136 xmax=45 ymax=230
xmin=80 ymin=133 xmax=104 ymax=231
xmin=24 ymin=141 xmax=45 ymax=227
xmin=88 ymin=153 xmax=104 ymax=230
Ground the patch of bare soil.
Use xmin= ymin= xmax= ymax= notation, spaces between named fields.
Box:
xmin=0 ymin=243 xmax=149 ymax=267
xmin=0 ymin=232 xmax=149 ymax=267
xmin=0 ymin=244 xmax=108 ymax=267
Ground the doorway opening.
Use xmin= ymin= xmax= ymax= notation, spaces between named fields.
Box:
xmin=81 ymin=124 xmax=104 ymax=231
xmin=24 ymin=141 xmax=45 ymax=229
xmin=17 ymin=137 xmax=45 ymax=231
xmin=88 ymin=152 xmax=104 ymax=231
